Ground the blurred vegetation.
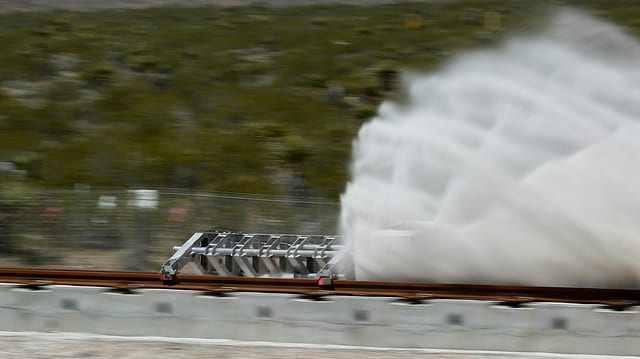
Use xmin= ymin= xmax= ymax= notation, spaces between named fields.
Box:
xmin=1 ymin=0 xmax=640 ymax=201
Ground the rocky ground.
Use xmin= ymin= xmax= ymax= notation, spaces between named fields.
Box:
xmin=0 ymin=332 xmax=633 ymax=359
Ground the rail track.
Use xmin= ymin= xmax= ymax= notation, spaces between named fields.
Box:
xmin=1 ymin=268 xmax=640 ymax=309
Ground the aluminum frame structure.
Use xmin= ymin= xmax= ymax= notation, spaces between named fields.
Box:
xmin=160 ymin=231 xmax=345 ymax=281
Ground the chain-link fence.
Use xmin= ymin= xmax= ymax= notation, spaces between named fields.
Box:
xmin=0 ymin=188 xmax=340 ymax=271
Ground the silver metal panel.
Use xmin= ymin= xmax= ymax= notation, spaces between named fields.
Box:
xmin=161 ymin=231 xmax=345 ymax=280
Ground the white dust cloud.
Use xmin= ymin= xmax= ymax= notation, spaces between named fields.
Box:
xmin=340 ymin=10 xmax=640 ymax=288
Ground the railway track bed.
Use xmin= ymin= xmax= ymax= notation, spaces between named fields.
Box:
xmin=1 ymin=268 xmax=639 ymax=309
xmin=2 ymin=267 xmax=640 ymax=356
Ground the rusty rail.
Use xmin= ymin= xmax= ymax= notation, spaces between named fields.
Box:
xmin=1 ymin=268 xmax=640 ymax=309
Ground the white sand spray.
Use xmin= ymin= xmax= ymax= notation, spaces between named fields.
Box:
xmin=340 ymin=10 xmax=640 ymax=288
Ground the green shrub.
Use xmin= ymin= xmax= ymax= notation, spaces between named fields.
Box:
xmin=0 ymin=1 xmax=637 ymax=199
xmin=282 ymin=135 xmax=310 ymax=164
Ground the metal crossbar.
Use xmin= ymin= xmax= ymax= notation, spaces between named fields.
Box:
xmin=160 ymin=231 xmax=345 ymax=281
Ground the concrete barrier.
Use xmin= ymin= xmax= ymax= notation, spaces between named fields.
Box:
xmin=1 ymin=283 xmax=639 ymax=355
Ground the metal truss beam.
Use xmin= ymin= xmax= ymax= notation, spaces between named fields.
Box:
xmin=161 ymin=231 xmax=345 ymax=281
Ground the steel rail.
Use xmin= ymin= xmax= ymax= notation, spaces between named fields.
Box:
xmin=1 ymin=268 xmax=639 ymax=308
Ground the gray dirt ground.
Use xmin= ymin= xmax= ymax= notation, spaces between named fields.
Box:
xmin=0 ymin=332 xmax=636 ymax=359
